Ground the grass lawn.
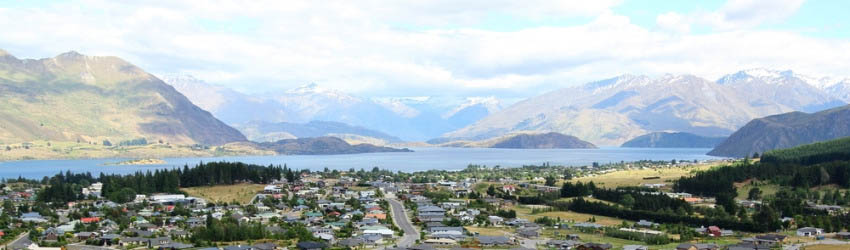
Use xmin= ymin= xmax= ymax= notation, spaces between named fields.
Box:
xmin=734 ymin=180 xmax=780 ymax=200
xmin=464 ymin=226 xmax=515 ymax=236
xmin=569 ymin=164 xmax=718 ymax=189
xmin=513 ymin=205 xmax=629 ymax=226
xmin=181 ymin=183 xmax=266 ymax=204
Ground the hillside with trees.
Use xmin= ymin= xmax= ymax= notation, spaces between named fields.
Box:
xmin=709 ymin=105 xmax=850 ymax=157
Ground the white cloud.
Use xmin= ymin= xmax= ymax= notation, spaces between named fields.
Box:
xmin=656 ymin=12 xmax=690 ymax=33
xmin=0 ymin=0 xmax=846 ymax=99
xmin=707 ymin=0 xmax=806 ymax=29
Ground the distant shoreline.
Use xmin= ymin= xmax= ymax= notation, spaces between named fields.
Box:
xmin=102 ymin=158 xmax=167 ymax=166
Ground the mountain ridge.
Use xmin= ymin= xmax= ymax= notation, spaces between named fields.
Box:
xmin=0 ymin=50 xmax=246 ymax=145
xmin=708 ymin=105 xmax=850 ymax=157
xmin=621 ymin=132 xmax=726 ymax=148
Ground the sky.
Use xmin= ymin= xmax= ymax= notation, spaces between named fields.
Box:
xmin=0 ymin=0 xmax=848 ymax=99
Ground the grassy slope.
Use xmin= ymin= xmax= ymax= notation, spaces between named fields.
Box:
xmin=0 ymin=140 xmax=273 ymax=161
xmin=569 ymin=163 xmax=718 ymax=189
xmin=0 ymin=51 xmax=245 ymax=149
xmin=181 ymin=183 xmax=266 ymax=204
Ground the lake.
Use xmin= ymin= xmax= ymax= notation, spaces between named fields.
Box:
xmin=0 ymin=147 xmax=722 ymax=179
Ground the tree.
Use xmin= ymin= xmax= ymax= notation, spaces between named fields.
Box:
xmin=102 ymin=140 xmax=112 ymax=146
xmin=819 ymin=167 xmax=831 ymax=185
xmin=715 ymin=192 xmax=737 ymax=214
xmin=545 ymin=176 xmax=557 ymax=187
xmin=753 ymin=206 xmax=781 ymax=231
xmin=4 ymin=146 xmax=9 ymax=151
xmin=748 ymin=187 xmax=762 ymax=200
xmin=620 ymin=194 xmax=635 ymax=208
xmin=487 ymin=185 xmax=496 ymax=197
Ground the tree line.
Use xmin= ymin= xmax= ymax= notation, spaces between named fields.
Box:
xmin=36 ymin=162 xmax=295 ymax=204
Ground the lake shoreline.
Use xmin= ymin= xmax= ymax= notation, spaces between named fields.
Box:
xmin=0 ymin=147 xmax=721 ymax=179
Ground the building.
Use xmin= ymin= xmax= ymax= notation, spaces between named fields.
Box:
xmin=675 ymin=243 xmax=719 ymax=250
xmin=576 ymin=243 xmax=613 ymax=250
xmin=796 ymin=227 xmax=823 ymax=237
xmin=478 ymin=236 xmax=512 ymax=247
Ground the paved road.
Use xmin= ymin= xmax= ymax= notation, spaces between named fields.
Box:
xmin=5 ymin=231 xmax=32 ymax=249
xmin=388 ymin=198 xmax=419 ymax=247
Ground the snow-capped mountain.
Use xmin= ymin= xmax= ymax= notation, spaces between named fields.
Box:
xmin=825 ymin=79 xmax=850 ymax=103
xmin=717 ymin=69 xmax=844 ymax=112
xmin=442 ymin=73 xmax=797 ymax=145
xmin=162 ymin=75 xmax=503 ymax=141
xmin=443 ymin=97 xmax=502 ymax=119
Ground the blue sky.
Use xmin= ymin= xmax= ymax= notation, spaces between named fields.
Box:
xmin=0 ymin=0 xmax=848 ymax=99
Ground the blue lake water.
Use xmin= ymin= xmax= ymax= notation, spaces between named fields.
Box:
xmin=0 ymin=147 xmax=722 ymax=179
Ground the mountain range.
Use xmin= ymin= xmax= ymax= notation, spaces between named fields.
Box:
xmin=162 ymin=75 xmax=503 ymax=141
xmin=235 ymin=120 xmax=403 ymax=145
xmin=621 ymin=132 xmax=726 ymax=148
xmin=709 ymin=105 xmax=850 ymax=157
xmin=0 ymin=50 xmax=245 ymax=145
xmin=439 ymin=69 xmax=847 ymax=146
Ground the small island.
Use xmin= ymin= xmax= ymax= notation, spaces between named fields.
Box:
xmin=104 ymin=158 xmax=167 ymax=166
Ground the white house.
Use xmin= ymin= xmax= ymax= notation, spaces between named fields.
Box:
xmin=796 ymin=227 xmax=823 ymax=237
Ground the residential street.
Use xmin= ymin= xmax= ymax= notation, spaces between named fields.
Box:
xmin=388 ymin=198 xmax=419 ymax=247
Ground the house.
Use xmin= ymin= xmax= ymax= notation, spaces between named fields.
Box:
xmin=726 ymin=242 xmax=771 ymax=250
xmin=478 ymin=236 xmax=512 ymax=246
xmin=75 ymin=232 xmax=98 ymax=240
xmin=424 ymin=238 xmax=457 ymax=245
xmin=365 ymin=212 xmax=387 ymax=220
xmin=427 ymin=227 xmax=464 ymax=236
xmin=573 ymin=222 xmax=603 ymax=229
xmin=547 ymin=240 xmax=582 ymax=249
xmin=502 ymin=185 xmax=516 ymax=195
xmin=80 ymin=217 xmax=101 ymax=223
xmin=636 ymin=220 xmax=658 ymax=228
xmin=675 ymin=243 xmax=719 ymax=250
xmin=517 ymin=227 xmax=540 ymax=238
xmin=753 ymin=234 xmax=786 ymax=244
xmin=623 ymin=245 xmax=649 ymax=250
xmin=706 ymin=226 xmax=722 ymax=237
xmin=160 ymin=242 xmax=195 ymax=249
xmin=120 ymin=237 xmax=148 ymax=247
xmin=148 ymin=237 xmax=173 ymax=248
xmin=253 ymin=242 xmax=278 ymax=250
xmin=296 ymin=241 xmax=325 ymax=250
xmin=576 ymin=243 xmax=613 ymax=250
xmin=362 ymin=234 xmax=384 ymax=245
xmin=362 ymin=225 xmax=395 ymax=238
xmin=488 ymin=216 xmax=504 ymax=225
xmin=20 ymin=212 xmax=47 ymax=223
xmin=796 ymin=227 xmax=823 ymax=237
xmin=223 ymin=245 xmax=253 ymax=250
xmin=43 ymin=227 xmax=62 ymax=242
xmin=418 ymin=206 xmax=446 ymax=216
xmin=337 ymin=238 xmax=365 ymax=248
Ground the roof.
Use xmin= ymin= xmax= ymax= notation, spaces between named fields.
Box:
xmin=223 ymin=245 xmax=253 ymax=250
xmin=253 ymin=242 xmax=278 ymax=250
xmin=296 ymin=241 xmax=325 ymax=249
xmin=797 ymin=227 xmax=822 ymax=232
xmin=337 ymin=238 xmax=365 ymax=247
xmin=478 ymin=236 xmax=510 ymax=245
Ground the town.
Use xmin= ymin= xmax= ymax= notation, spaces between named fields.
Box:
xmin=0 ymin=152 xmax=848 ymax=250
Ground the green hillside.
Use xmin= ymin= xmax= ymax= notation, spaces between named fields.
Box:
xmin=761 ymin=136 xmax=850 ymax=165
xmin=0 ymin=49 xmax=245 ymax=146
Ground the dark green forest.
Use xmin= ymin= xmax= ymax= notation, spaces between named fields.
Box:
xmin=36 ymin=162 xmax=295 ymax=204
